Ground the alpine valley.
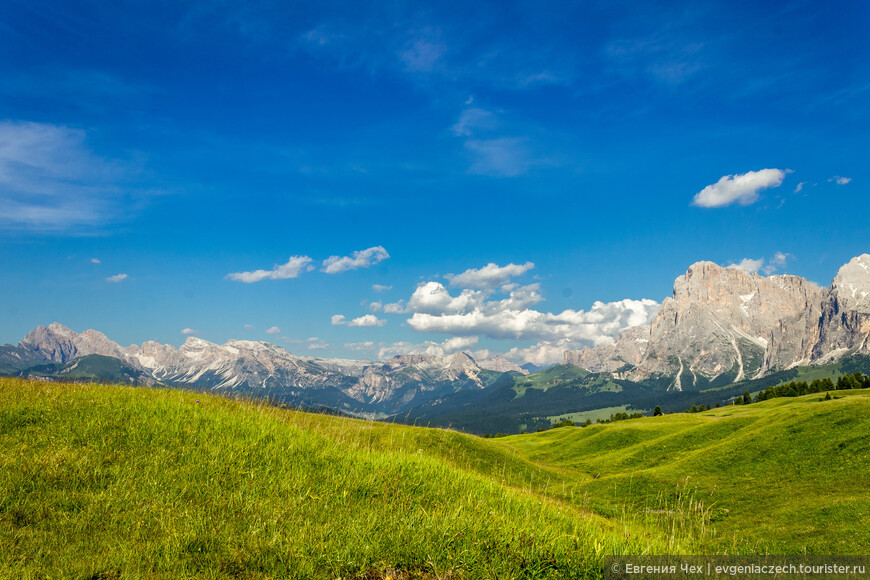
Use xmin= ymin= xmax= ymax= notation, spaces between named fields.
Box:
xmin=4 ymin=254 xmax=870 ymax=434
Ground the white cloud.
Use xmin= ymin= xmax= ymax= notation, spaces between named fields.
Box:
xmin=377 ymin=336 xmax=479 ymax=359
xmin=765 ymin=251 xmax=790 ymax=274
xmin=830 ymin=176 xmax=852 ymax=185
xmin=106 ymin=273 xmax=128 ymax=283
xmin=244 ymin=324 xmax=254 ymax=330
xmin=465 ymin=137 xmax=533 ymax=177
xmin=728 ymin=252 xmax=791 ymax=276
xmin=90 ymin=258 xmax=101 ymax=264
xmin=369 ymin=301 xmax=383 ymax=313
xmin=447 ymin=261 xmax=535 ymax=289
xmin=331 ymin=314 xmax=346 ymax=326
xmin=226 ymin=256 xmax=313 ymax=283
xmin=727 ymin=258 xmax=764 ymax=275
xmin=265 ymin=326 xmax=281 ymax=335
xmin=501 ymin=341 xmax=572 ymax=366
xmin=384 ymin=300 xmax=406 ymax=314
xmin=307 ymin=342 xmax=330 ymax=351
xmin=407 ymin=281 xmax=487 ymax=314
xmin=0 ymin=121 xmax=143 ymax=230
xmin=181 ymin=328 xmax=198 ymax=335
xmin=348 ymin=314 xmax=386 ymax=327
xmin=794 ymin=181 xmax=805 ymax=193
xmin=372 ymin=284 xmax=392 ymax=292
xmin=321 ymin=246 xmax=389 ymax=274
xmin=405 ymin=278 xmax=658 ymax=348
xmin=692 ymin=169 xmax=786 ymax=208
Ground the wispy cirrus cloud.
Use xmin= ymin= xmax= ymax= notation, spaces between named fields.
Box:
xmin=0 ymin=120 xmax=146 ymax=230
xmin=465 ymin=137 xmax=534 ymax=177
xmin=226 ymin=256 xmax=314 ymax=283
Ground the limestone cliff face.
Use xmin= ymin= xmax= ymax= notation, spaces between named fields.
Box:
xmin=641 ymin=262 xmax=825 ymax=384
xmin=564 ymin=258 xmax=848 ymax=389
xmin=20 ymin=323 xmax=131 ymax=362
xmin=812 ymin=254 xmax=870 ymax=361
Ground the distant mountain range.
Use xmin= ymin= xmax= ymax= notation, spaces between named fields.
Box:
xmin=0 ymin=322 xmax=526 ymax=416
xmin=3 ymin=254 xmax=869 ymax=429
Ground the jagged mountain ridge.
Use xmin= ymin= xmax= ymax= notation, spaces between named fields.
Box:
xmin=5 ymin=323 xmax=526 ymax=414
xmin=565 ymin=254 xmax=870 ymax=389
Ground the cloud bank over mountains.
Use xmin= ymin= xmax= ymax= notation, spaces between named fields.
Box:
xmin=328 ymin=261 xmax=660 ymax=365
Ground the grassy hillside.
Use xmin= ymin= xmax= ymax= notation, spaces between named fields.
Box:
xmin=0 ymin=378 xmax=660 ymax=579
xmin=500 ymin=390 xmax=870 ymax=554
xmin=3 ymin=378 xmax=866 ymax=578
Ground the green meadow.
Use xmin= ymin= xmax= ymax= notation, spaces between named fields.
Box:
xmin=1 ymin=378 xmax=868 ymax=578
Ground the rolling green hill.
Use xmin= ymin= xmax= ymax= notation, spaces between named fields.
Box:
xmin=500 ymin=390 xmax=870 ymax=554
xmin=1 ymin=378 xmax=867 ymax=578
xmin=0 ymin=378 xmax=657 ymax=579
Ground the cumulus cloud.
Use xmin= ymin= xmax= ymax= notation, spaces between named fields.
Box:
xmin=407 ymin=282 xmax=487 ymax=314
xmin=106 ymin=273 xmax=128 ymax=283
xmin=244 ymin=324 xmax=254 ymax=330
xmin=307 ymin=342 xmax=330 ymax=351
xmin=728 ymin=251 xmax=791 ymax=276
xmin=377 ymin=336 xmax=479 ymax=360
xmin=384 ymin=300 xmax=406 ymax=314
xmin=265 ymin=326 xmax=281 ymax=335
xmin=372 ymin=284 xmax=392 ymax=292
xmin=369 ymin=301 xmax=383 ymax=313
xmin=181 ymin=328 xmax=198 ymax=335
xmin=322 ymin=246 xmax=390 ymax=274
xmin=765 ymin=251 xmax=790 ymax=274
xmin=331 ymin=314 xmax=346 ymax=326
xmin=692 ymin=169 xmax=786 ymax=208
xmin=830 ymin=176 xmax=852 ymax=185
xmin=447 ymin=261 xmax=535 ymax=289
xmin=90 ymin=258 xmax=101 ymax=264
xmin=348 ymin=314 xmax=386 ymax=327
xmin=501 ymin=341 xmax=573 ymax=366
xmin=226 ymin=256 xmax=313 ymax=283
xmin=407 ymin=298 xmax=659 ymax=346
xmin=727 ymin=258 xmax=764 ymax=275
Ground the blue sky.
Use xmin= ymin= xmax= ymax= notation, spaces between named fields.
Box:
xmin=1 ymin=0 xmax=868 ymax=364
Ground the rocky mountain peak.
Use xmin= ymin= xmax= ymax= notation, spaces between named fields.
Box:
xmin=831 ymin=254 xmax=870 ymax=313
xmin=20 ymin=323 xmax=80 ymax=362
